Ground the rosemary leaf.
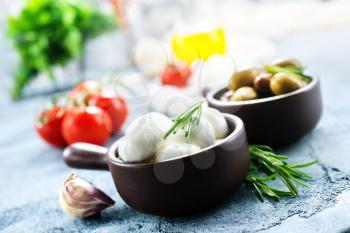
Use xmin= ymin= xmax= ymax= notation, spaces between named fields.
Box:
xmin=164 ymin=101 xmax=204 ymax=142
xmin=264 ymin=65 xmax=311 ymax=82
xmin=288 ymin=160 xmax=318 ymax=169
xmin=254 ymin=174 xmax=277 ymax=181
xmin=252 ymin=182 xmax=264 ymax=202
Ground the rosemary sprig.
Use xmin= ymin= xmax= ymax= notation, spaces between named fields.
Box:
xmin=164 ymin=101 xmax=204 ymax=143
xmin=246 ymin=145 xmax=317 ymax=202
xmin=264 ymin=64 xmax=312 ymax=82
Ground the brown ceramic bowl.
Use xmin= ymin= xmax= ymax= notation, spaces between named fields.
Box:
xmin=63 ymin=114 xmax=249 ymax=216
xmin=206 ymin=77 xmax=322 ymax=147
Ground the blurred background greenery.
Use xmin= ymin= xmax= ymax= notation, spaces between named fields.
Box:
xmin=1 ymin=0 xmax=349 ymax=102
xmin=7 ymin=0 xmax=117 ymax=99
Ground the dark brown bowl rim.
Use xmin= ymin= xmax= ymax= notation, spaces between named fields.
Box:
xmin=106 ymin=113 xmax=244 ymax=168
xmin=207 ymin=76 xmax=319 ymax=106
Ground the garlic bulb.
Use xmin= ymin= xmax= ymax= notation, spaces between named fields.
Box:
xmin=59 ymin=173 xmax=115 ymax=218
xmin=119 ymin=112 xmax=172 ymax=162
xmin=156 ymin=143 xmax=201 ymax=162
xmin=202 ymin=107 xmax=228 ymax=139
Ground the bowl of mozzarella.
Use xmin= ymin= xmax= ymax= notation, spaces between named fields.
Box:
xmin=111 ymin=106 xmax=249 ymax=216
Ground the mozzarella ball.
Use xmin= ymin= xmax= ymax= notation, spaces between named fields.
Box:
xmin=165 ymin=117 xmax=216 ymax=149
xmin=118 ymin=137 xmax=151 ymax=163
xmin=190 ymin=118 xmax=216 ymax=149
xmin=190 ymin=55 xmax=236 ymax=90
xmin=149 ymin=85 xmax=197 ymax=117
xmin=155 ymin=143 xmax=201 ymax=162
xmin=119 ymin=112 xmax=172 ymax=162
xmin=133 ymin=38 xmax=168 ymax=76
xmin=202 ymin=107 xmax=228 ymax=139
xmin=126 ymin=112 xmax=172 ymax=137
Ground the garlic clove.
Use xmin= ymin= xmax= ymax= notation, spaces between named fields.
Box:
xmin=59 ymin=173 xmax=115 ymax=218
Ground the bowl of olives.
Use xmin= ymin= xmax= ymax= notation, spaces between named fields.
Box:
xmin=206 ymin=58 xmax=322 ymax=147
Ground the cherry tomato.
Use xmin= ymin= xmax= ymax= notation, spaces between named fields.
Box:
xmin=62 ymin=106 xmax=112 ymax=145
xmin=35 ymin=106 xmax=67 ymax=148
xmin=160 ymin=64 xmax=192 ymax=88
xmin=88 ymin=92 xmax=128 ymax=133
xmin=68 ymin=80 xmax=101 ymax=101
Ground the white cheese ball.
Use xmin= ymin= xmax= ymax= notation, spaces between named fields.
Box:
xmin=190 ymin=55 xmax=236 ymax=90
xmin=155 ymin=143 xmax=201 ymax=162
xmin=118 ymin=137 xmax=149 ymax=163
xmin=119 ymin=112 xmax=172 ymax=162
xmin=126 ymin=112 xmax=172 ymax=136
xmin=190 ymin=118 xmax=216 ymax=149
xmin=163 ymin=128 xmax=186 ymax=144
xmin=133 ymin=38 xmax=168 ymax=76
xmin=165 ymin=117 xmax=216 ymax=149
xmin=202 ymin=107 xmax=229 ymax=139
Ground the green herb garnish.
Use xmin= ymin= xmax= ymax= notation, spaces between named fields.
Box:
xmin=264 ymin=64 xmax=312 ymax=83
xmin=7 ymin=0 xmax=117 ymax=100
xmin=247 ymin=145 xmax=317 ymax=202
xmin=163 ymin=101 xmax=204 ymax=143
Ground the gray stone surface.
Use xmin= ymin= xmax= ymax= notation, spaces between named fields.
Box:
xmin=1 ymin=28 xmax=350 ymax=233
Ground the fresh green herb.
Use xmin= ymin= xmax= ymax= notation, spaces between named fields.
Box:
xmin=164 ymin=101 xmax=204 ymax=143
xmin=264 ymin=64 xmax=312 ymax=83
xmin=7 ymin=0 xmax=117 ymax=100
xmin=246 ymin=145 xmax=317 ymax=202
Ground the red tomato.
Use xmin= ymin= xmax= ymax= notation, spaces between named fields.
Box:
xmin=35 ymin=106 xmax=67 ymax=148
xmin=68 ymin=80 xmax=101 ymax=101
xmin=88 ymin=92 xmax=128 ymax=133
xmin=160 ymin=64 xmax=192 ymax=88
xmin=62 ymin=106 xmax=112 ymax=145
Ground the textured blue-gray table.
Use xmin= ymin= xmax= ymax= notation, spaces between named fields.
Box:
xmin=1 ymin=28 xmax=350 ymax=233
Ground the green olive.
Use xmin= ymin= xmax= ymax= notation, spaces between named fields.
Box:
xmin=230 ymin=87 xmax=257 ymax=101
xmin=254 ymin=73 xmax=273 ymax=97
xmin=273 ymin=58 xmax=301 ymax=68
xmin=270 ymin=73 xmax=306 ymax=95
xmin=228 ymin=68 xmax=260 ymax=91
